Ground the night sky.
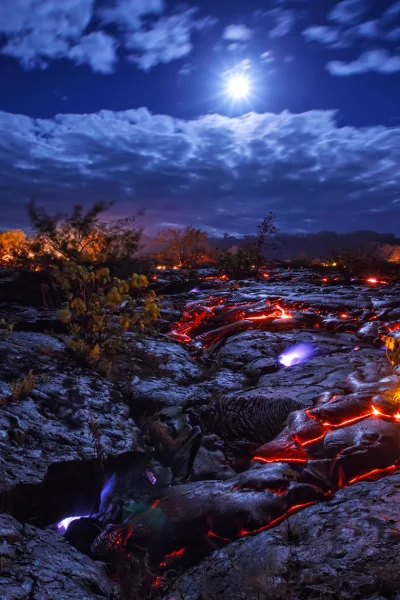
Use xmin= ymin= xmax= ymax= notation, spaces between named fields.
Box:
xmin=0 ymin=0 xmax=399 ymax=235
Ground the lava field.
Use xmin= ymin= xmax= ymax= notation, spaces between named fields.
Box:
xmin=1 ymin=268 xmax=400 ymax=600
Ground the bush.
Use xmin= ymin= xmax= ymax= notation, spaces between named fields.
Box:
xmin=28 ymin=200 xmax=143 ymax=275
xmin=217 ymin=247 xmax=259 ymax=279
xmin=55 ymin=263 xmax=160 ymax=373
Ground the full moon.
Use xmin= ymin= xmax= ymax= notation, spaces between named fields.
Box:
xmin=226 ymin=74 xmax=251 ymax=100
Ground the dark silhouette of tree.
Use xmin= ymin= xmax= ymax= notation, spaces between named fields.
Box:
xmin=155 ymin=226 xmax=209 ymax=268
xmin=254 ymin=212 xmax=279 ymax=273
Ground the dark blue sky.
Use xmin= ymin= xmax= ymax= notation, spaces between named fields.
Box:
xmin=0 ymin=0 xmax=399 ymax=235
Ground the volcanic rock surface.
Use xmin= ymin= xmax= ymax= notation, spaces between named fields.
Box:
xmin=0 ymin=513 xmax=117 ymax=599
xmin=1 ymin=268 xmax=400 ymax=599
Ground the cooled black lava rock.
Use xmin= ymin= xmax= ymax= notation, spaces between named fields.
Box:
xmin=206 ymin=394 xmax=304 ymax=444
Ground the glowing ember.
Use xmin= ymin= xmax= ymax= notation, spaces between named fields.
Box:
xmin=367 ymin=277 xmax=377 ymax=284
xmin=279 ymin=343 xmax=314 ymax=367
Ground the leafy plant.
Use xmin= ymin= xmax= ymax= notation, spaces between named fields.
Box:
xmin=55 ymin=262 xmax=160 ymax=372
xmin=0 ymin=318 xmax=14 ymax=332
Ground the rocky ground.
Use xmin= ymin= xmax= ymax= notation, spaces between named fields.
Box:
xmin=1 ymin=268 xmax=400 ymax=599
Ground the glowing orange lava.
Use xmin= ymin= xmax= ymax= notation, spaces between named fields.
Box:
xmin=348 ymin=465 xmax=397 ymax=485
xmin=252 ymin=456 xmax=308 ymax=464
xmin=238 ymin=502 xmax=317 ymax=536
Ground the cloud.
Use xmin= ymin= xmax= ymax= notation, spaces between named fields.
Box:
xmin=68 ymin=32 xmax=118 ymax=74
xmin=223 ymin=24 xmax=253 ymax=42
xmin=0 ymin=0 xmax=94 ymax=69
xmin=382 ymin=1 xmax=400 ymax=22
xmin=0 ymin=0 xmax=215 ymax=73
xmin=268 ymin=9 xmax=295 ymax=38
xmin=328 ymin=0 xmax=368 ymax=24
xmin=303 ymin=26 xmax=340 ymax=45
xmin=327 ymin=49 xmax=400 ymax=75
xmin=385 ymin=27 xmax=400 ymax=41
xmin=303 ymin=1 xmax=400 ymax=74
xmin=98 ymin=0 xmax=164 ymax=29
xmin=125 ymin=9 xmax=211 ymax=71
xmin=260 ymin=51 xmax=275 ymax=64
xmin=0 ymin=108 xmax=399 ymax=234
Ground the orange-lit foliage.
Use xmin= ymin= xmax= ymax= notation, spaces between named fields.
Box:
xmin=0 ymin=229 xmax=28 ymax=266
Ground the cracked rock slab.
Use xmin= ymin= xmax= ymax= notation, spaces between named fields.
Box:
xmin=0 ymin=513 xmax=117 ymax=600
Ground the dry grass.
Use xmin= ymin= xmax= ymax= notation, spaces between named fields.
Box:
xmin=9 ymin=370 xmax=36 ymax=401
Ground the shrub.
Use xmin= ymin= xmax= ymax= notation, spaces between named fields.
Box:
xmin=217 ymin=247 xmax=259 ymax=279
xmin=28 ymin=200 xmax=143 ymax=275
xmin=55 ymin=262 xmax=160 ymax=372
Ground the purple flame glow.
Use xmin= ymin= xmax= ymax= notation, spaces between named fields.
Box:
xmin=57 ymin=473 xmax=116 ymax=533
xmin=57 ymin=515 xmax=87 ymax=532
xmin=279 ymin=344 xmax=314 ymax=367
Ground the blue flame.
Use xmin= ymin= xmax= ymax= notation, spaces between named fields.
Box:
xmin=57 ymin=473 xmax=116 ymax=533
xmin=279 ymin=344 xmax=314 ymax=367
xmin=99 ymin=473 xmax=116 ymax=513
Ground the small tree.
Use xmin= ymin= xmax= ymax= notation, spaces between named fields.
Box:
xmin=28 ymin=201 xmax=158 ymax=373
xmin=28 ymin=200 xmax=142 ymax=271
xmin=254 ymin=213 xmax=278 ymax=274
xmin=155 ymin=226 xmax=209 ymax=268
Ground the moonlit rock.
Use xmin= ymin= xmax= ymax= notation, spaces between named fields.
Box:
xmin=279 ymin=344 xmax=314 ymax=367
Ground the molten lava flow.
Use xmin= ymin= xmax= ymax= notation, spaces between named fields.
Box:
xmin=322 ymin=412 xmax=373 ymax=427
xmin=207 ymin=531 xmax=233 ymax=542
xmin=159 ymin=548 xmax=185 ymax=567
xmin=252 ymin=456 xmax=308 ymax=464
xmin=245 ymin=304 xmax=292 ymax=322
xmin=372 ymin=406 xmax=400 ymax=420
xmin=301 ymin=433 xmax=326 ymax=447
xmin=348 ymin=465 xmax=397 ymax=485
xmin=238 ymin=502 xmax=317 ymax=537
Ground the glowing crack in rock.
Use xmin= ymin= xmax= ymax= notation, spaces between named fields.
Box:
xmin=279 ymin=343 xmax=314 ymax=367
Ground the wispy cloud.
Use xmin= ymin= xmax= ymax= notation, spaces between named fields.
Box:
xmin=0 ymin=0 xmax=215 ymax=73
xmin=303 ymin=0 xmax=400 ymax=75
xmin=327 ymin=49 xmax=400 ymax=75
